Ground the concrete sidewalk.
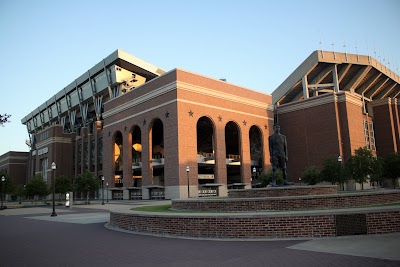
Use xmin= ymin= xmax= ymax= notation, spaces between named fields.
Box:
xmin=288 ymin=233 xmax=400 ymax=261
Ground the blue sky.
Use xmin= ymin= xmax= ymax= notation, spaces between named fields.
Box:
xmin=0 ymin=0 xmax=399 ymax=155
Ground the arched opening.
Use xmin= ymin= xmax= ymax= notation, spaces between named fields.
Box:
xmin=197 ymin=117 xmax=215 ymax=194
xmin=249 ymin=125 xmax=263 ymax=184
xmin=225 ymin=121 xmax=241 ymax=185
xmin=149 ymin=118 xmax=164 ymax=199
xmin=131 ymin=126 xmax=142 ymax=189
xmin=113 ymin=131 xmax=123 ymax=188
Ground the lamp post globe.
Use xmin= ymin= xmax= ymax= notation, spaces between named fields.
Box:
xmin=50 ymin=162 xmax=57 ymax=217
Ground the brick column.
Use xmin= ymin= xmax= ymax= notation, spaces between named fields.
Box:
xmin=240 ymin=127 xmax=251 ymax=188
xmin=141 ymin=124 xmax=150 ymax=199
xmin=123 ymin=127 xmax=132 ymax=188
xmin=214 ymin=124 xmax=227 ymax=196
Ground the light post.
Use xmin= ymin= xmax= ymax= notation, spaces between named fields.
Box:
xmin=338 ymin=155 xmax=344 ymax=191
xmin=51 ymin=162 xmax=57 ymax=217
xmin=21 ymin=184 xmax=26 ymax=205
xmin=101 ymin=176 xmax=105 ymax=205
xmin=298 ymin=177 xmax=302 ymax=186
xmin=1 ymin=176 xmax=5 ymax=210
xmin=252 ymin=167 xmax=256 ymax=182
xmin=106 ymin=182 xmax=109 ymax=202
xmin=186 ymin=165 xmax=190 ymax=198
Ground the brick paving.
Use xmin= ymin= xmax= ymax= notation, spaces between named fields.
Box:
xmin=0 ymin=202 xmax=399 ymax=266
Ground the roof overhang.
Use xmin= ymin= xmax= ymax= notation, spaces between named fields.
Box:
xmin=272 ymin=50 xmax=400 ymax=105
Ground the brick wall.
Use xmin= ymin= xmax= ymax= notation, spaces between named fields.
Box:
xmin=109 ymin=207 xmax=400 ymax=239
xmin=228 ymin=185 xmax=337 ymax=198
xmin=367 ymin=211 xmax=400 ymax=234
xmin=172 ymin=190 xmax=400 ymax=212
xmin=110 ymin=212 xmax=336 ymax=239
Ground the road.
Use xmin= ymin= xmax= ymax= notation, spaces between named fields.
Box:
xmin=0 ymin=200 xmax=399 ymax=266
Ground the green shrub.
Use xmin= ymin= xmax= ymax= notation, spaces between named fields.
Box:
xmin=259 ymin=169 xmax=284 ymax=187
xmin=301 ymin=166 xmax=321 ymax=185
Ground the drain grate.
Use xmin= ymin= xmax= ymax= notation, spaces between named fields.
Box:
xmin=336 ymin=214 xmax=367 ymax=236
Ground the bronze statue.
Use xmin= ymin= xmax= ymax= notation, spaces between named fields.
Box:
xmin=268 ymin=124 xmax=293 ymax=186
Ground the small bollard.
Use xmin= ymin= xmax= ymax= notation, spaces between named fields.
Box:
xmin=66 ymin=193 xmax=70 ymax=208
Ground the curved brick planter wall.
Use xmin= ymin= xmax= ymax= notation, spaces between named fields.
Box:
xmin=228 ymin=185 xmax=337 ymax=198
xmin=109 ymin=207 xmax=400 ymax=239
xmin=172 ymin=190 xmax=400 ymax=212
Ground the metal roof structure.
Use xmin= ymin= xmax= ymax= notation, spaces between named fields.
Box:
xmin=21 ymin=49 xmax=165 ymax=132
xmin=272 ymin=50 xmax=400 ymax=105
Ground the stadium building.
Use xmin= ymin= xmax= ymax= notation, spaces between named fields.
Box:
xmin=21 ymin=49 xmax=273 ymax=199
xmin=18 ymin=49 xmax=399 ymax=199
xmin=273 ymin=50 xmax=399 ymax=184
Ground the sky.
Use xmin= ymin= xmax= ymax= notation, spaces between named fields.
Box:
xmin=0 ymin=0 xmax=399 ymax=155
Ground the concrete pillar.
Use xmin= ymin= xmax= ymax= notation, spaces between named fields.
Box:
xmin=302 ymin=75 xmax=309 ymax=99
xmin=332 ymin=64 xmax=340 ymax=93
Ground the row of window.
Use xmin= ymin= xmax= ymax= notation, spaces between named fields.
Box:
xmin=73 ymin=138 xmax=103 ymax=174
xmin=363 ymin=120 xmax=376 ymax=151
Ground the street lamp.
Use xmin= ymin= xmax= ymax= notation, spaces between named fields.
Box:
xmin=338 ymin=155 xmax=343 ymax=191
xmin=186 ymin=165 xmax=190 ymax=198
xmin=101 ymin=176 xmax=105 ymax=205
xmin=1 ymin=176 xmax=5 ymax=210
xmin=106 ymin=182 xmax=109 ymax=202
xmin=252 ymin=167 xmax=256 ymax=182
xmin=51 ymin=162 xmax=57 ymax=217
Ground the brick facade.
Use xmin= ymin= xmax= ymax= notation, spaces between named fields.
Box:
xmin=372 ymin=98 xmax=399 ymax=157
xmin=277 ymin=92 xmax=378 ymax=181
xmin=0 ymin=151 xmax=29 ymax=185
xmin=103 ymin=69 xmax=273 ymax=199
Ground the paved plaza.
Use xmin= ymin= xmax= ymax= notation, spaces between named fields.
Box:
xmin=0 ymin=200 xmax=399 ymax=266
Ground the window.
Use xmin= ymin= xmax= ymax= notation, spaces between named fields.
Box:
xmin=90 ymin=139 xmax=95 ymax=166
xmin=369 ymin=122 xmax=376 ymax=151
xmin=84 ymin=142 xmax=89 ymax=169
xmin=78 ymin=144 xmax=82 ymax=168
xmin=363 ymin=120 xmax=370 ymax=149
xmin=40 ymin=158 xmax=48 ymax=181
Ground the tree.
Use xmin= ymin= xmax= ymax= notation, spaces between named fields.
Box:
xmin=259 ymin=169 xmax=283 ymax=187
xmin=345 ymin=147 xmax=379 ymax=190
xmin=0 ymin=113 xmax=11 ymax=126
xmin=13 ymin=184 xmax=26 ymax=204
xmin=25 ymin=175 xmax=49 ymax=204
xmin=320 ymin=158 xmax=348 ymax=190
xmin=301 ymin=166 xmax=321 ymax=185
xmin=0 ymin=172 xmax=16 ymax=198
xmin=55 ymin=175 xmax=72 ymax=201
xmin=383 ymin=153 xmax=400 ymax=189
xmin=75 ymin=172 xmax=99 ymax=204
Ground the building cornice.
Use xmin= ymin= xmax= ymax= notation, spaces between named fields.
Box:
xmin=104 ymin=80 xmax=272 ymax=122
xmin=36 ymin=137 xmax=72 ymax=149
xmin=277 ymin=93 xmax=336 ymax=114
